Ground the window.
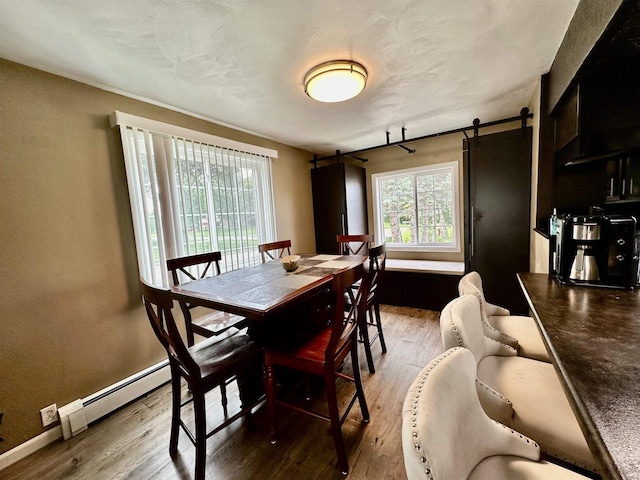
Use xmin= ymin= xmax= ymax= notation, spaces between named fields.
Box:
xmin=371 ymin=161 xmax=460 ymax=252
xmin=111 ymin=111 xmax=278 ymax=286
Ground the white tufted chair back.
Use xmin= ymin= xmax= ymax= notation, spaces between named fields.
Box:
xmin=402 ymin=347 xmax=540 ymax=480
xmin=440 ymin=295 xmax=516 ymax=365
xmin=458 ymin=272 xmax=518 ymax=348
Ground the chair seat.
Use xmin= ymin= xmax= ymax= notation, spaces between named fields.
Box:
xmin=469 ymin=455 xmax=590 ymax=480
xmin=189 ymin=332 xmax=260 ymax=389
xmin=488 ymin=315 xmax=550 ymax=362
xmin=477 ymin=355 xmax=596 ymax=472
xmin=192 ymin=310 xmax=248 ymax=336
xmin=267 ymin=326 xmax=350 ymax=375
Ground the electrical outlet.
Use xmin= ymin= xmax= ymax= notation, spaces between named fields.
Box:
xmin=40 ymin=404 xmax=58 ymax=427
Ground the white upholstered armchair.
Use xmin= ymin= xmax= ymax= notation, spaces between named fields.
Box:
xmin=458 ymin=271 xmax=550 ymax=362
xmin=439 ymin=295 xmax=598 ymax=473
xmin=402 ymin=347 xmax=589 ymax=480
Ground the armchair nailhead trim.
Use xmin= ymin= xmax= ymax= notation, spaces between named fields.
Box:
xmin=495 ymin=421 xmax=539 ymax=448
xmin=409 ymin=348 xmax=462 ymax=479
xmin=475 ymin=379 xmax=512 ymax=405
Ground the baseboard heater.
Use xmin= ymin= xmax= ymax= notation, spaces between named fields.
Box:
xmin=0 ymin=359 xmax=170 ymax=471
xmin=82 ymin=359 xmax=170 ymax=425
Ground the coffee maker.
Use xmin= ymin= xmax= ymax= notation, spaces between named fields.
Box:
xmin=554 ymin=213 xmax=637 ymax=288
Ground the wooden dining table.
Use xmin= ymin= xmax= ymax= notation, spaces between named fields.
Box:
xmin=517 ymin=272 xmax=640 ymax=480
xmin=170 ymin=253 xmax=366 ymax=322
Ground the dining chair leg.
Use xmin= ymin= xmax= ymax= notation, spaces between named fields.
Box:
xmin=265 ymin=360 xmax=277 ymax=443
xmin=374 ymin=302 xmax=387 ymax=353
xmin=350 ymin=342 xmax=370 ymax=422
xmin=220 ymin=382 xmax=228 ymax=417
xmin=169 ymin=370 xmax=181 ymax=457
xmin=360 ymin=311 xmax=376 ymax=374
xmin=325 ymin=368 xmax=349 ymax=475
xmin=193 ymin=390 xmax=207 ymax=480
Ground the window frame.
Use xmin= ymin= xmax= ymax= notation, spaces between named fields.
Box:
xmin=111 ymin=111 xmax=278 ymax=287
xmin=371 ymin=161 xmax=461 ymax=253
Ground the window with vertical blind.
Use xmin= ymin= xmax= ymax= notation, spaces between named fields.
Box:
xmin=111 ymin=111 xmax=278 ymax=287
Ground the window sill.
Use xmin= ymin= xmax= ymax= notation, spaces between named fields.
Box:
xmin=385 ymin=259 xmax=465 ymax=276
xmin=386 ymin=244 xmax=461 ymax=254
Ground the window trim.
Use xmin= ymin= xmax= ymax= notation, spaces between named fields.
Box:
xmin=110 ymin=111 xmax=279 ymax=158
xmin=371 ymin=161 xmax=461 ymax=253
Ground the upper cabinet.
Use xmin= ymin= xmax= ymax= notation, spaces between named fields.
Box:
xmin=606 ymin=154 xmax=640 ymax=203
xmin=553 ymin=68 xmax=640 ymax=167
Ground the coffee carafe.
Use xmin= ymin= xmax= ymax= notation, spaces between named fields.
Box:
xmin=568 ymin=221 xmax=601 ymax=281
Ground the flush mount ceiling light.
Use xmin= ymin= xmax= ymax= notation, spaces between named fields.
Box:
xmin=304 ymin=60 xmax=368 ymax=103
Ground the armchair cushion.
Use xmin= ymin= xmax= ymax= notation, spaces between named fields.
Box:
xmin=478 ymin=355 xmax=597 ymax=472
xmin=488 ymin=314 xmax=550 ymax=362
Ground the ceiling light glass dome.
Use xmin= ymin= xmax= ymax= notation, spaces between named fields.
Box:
xmin=304 ymin=60 xmax=368 ymax=103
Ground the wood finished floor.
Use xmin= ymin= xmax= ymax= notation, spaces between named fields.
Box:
xmin=4 ymin=305 xmax=443 ymax=480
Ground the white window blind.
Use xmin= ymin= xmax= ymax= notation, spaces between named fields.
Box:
xmin=111 ymin=112 xmax=278 ymax=286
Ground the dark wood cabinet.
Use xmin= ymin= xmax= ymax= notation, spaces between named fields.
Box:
xmin=554 ymin=68 xmax=640 ymax=167
xmin=606 ymin=154 xmax=640 ymax=203
xmin=464 ymin=127 xmax=532 ymax=314
xmin=310 ymin=163 xmax=368 ymax=254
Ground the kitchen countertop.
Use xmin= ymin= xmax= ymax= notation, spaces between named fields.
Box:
xmin=518 ymin=273 xmax=640 ymax=480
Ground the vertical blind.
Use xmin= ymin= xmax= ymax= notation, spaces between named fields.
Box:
xmin=112 ymin=112 xmax=277 ymax=287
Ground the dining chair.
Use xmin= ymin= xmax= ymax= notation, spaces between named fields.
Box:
xmin=402 ymin=347 xmax=590 ymax=480
xmin=263 ymin=263 xmax=371 ymax=475
xmin=439 ymin=295 xmax=598 ymax=473
xmin=336 ymin=234 xmax=373 ymax=255
xmin=359 ymin=243 xmax=388 ymax=374
xmin=167 ymin=252 xmax=248 ymax=347
xmin=258 ymin=239 xmax=292 ymax=263
xmin=139 ymin=280 xmax=263 ymax=480
xmin=458 ymin=271 xmax=550 ymax=362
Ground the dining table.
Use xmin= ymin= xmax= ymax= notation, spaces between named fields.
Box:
xmin=517 ymin=272 xmax=640 ymax=480
xmin=170 ymin=253 xmax=367 ymax=323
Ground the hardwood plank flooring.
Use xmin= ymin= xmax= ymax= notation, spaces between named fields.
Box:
xmin=3 ymin=305 xmax=443 ymax=480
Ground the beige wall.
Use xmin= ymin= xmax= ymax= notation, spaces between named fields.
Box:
xmin=528 ymin=78 xmax=550 ymax=274
xmin=0 ymin=58 xmax=315 ymax=453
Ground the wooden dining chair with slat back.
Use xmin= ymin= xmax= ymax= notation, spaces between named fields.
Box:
xmin=139 ymin=280 xmax=263 ymax=480
xmin=359 ymin=243 xmax=388 ymax=374
xmin=167 ymin=252 xmax=249 ymax=347
xmin=258 ymin=240 xmax=292 ymax=263
xmin=263 ymin=263 xmax=372 ymax=475
xmin=336 ymin=234 xmax=373 ymax=256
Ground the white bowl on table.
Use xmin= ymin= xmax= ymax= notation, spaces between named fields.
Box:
xmin=280 ymin=254 xmax=301 ymax=272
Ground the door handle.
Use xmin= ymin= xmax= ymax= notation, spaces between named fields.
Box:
xmin=470 ymin=206 xmax=475 ymax=258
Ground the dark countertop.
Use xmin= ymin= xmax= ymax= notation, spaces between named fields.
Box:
xmin=518 ymin=273 xmax=640 ymax=480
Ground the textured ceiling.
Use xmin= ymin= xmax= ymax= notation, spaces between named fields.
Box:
xmin=0 ymin=0 xmax=579 ymax=155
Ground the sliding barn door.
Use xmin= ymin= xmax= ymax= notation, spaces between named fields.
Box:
xmin=464 ymin=127 xmax=532 ymax=314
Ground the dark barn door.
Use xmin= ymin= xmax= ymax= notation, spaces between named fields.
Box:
xmin=464 ymin=127 xmax=532 ymax=314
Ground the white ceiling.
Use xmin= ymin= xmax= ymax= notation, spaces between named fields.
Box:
xmin=0 ymin=0 xmax=579 ymax=156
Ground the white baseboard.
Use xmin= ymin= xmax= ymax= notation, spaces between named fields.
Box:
xmin=0 ymin=427 xmax=62 ymax=471
xmin=0 ymin=359 xmax=170 ymax=471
